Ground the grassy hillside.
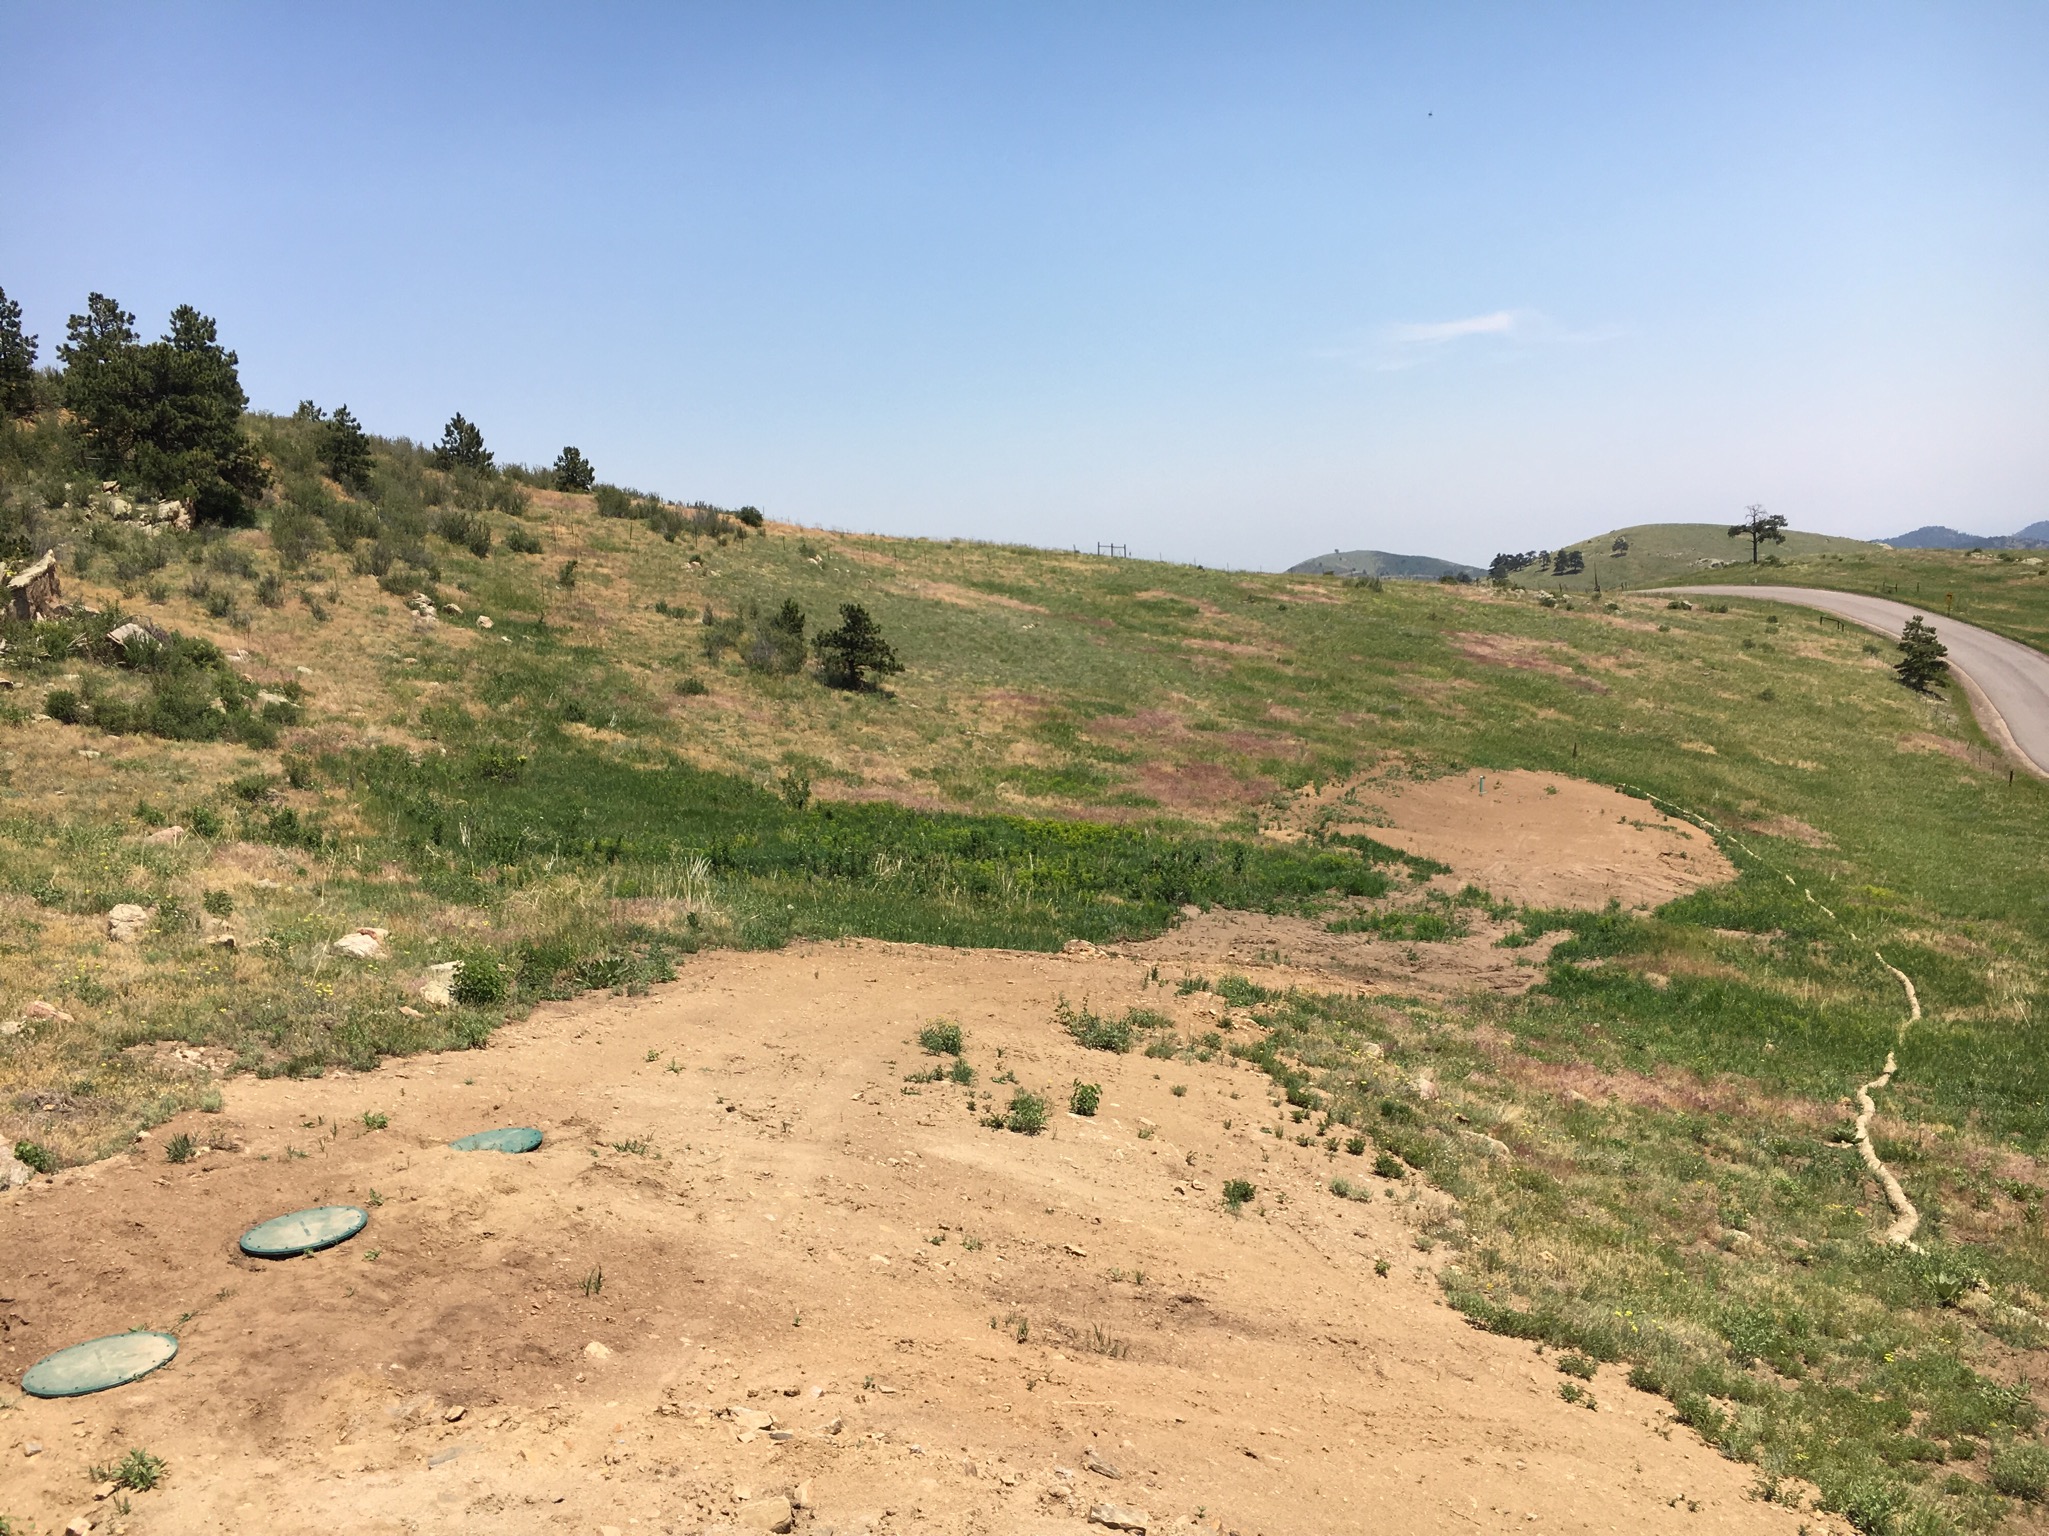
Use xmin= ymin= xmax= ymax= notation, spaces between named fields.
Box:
xmin=6 ymin=406 xmax=2049 ymax=1532
xmin=1647 ymin=541 xmax=2049 ymax=656
xmin=1517 ymin=520 xmax=1878 ymax=592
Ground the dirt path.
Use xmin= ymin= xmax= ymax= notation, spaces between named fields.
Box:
xmin=1 ymin=939 xmax=1831 ymax=1536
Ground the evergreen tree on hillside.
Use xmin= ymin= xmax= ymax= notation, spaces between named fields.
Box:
xmin=1895 ymin=616 xmax=1949 ymax=692
xmin=813 ymin=603 xmax=903 ymax=691
xmin=58 ymin=293 xmax=141 ymax=472
xmin=434 ymin=413 xmax=493 ymax=472
xmin=57 ymin=295 xmax=266 ymax=519
xmin=553 ymin=445 xmax=595 ymax=492
xmin=0 ymin=286 xmax=38 ymax=418
xmin=323 ymin=405 xmax=374 ymax=489
xmin=1729 ymin=504 xmax=1789 ymax=563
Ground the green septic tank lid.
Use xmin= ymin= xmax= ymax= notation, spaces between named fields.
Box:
xmin=239 ymin=1204 xmax=368 ymax=1258
xmin=450 ymin=1126 xmax=544 ymax=1154
xmin=22 ymin=1331 xmax=178 ymax=1398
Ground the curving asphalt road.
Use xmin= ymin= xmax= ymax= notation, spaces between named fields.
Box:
xmin=1667 ymin=585 xmax=2049 ymax=777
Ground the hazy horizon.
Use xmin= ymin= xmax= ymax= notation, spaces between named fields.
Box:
xmin=4 ymin=3 xmax=2044 ymax=570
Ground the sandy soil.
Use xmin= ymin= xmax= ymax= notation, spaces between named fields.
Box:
xmin=2 ymin=930 xmax=1831 ymax=1536
xmin=1304 ymin=770 xmax=1735 ymax=911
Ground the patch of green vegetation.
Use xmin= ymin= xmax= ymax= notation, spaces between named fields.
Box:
xmin=1222 ymin=946 xmax=2049 ymax=1536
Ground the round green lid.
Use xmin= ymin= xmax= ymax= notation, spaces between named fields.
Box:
xmin=23 ymin=1331 xmax=178 ymax=1398
xmin=450 ymin=1126 xmax=543 ymax=1153
xmin=239 ymin=1204 xmax=368 ymax=1258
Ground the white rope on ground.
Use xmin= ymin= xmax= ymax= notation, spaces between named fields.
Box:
xmin=1613 ymin=781 xmax=1924 ymax=1249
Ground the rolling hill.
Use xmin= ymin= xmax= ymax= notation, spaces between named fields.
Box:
xmin=1285 ymin=547 xmax=1485 ymax=581
xmin=1505 ymin=520 xmax=1878 ymax=591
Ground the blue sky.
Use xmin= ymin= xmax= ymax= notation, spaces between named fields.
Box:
xmin=4 ymin=3 xmax=2045 ymax=568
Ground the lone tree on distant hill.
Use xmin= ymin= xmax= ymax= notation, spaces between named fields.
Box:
xmin=1729 ymin=504 xmax=1788 ymax=563
xmin=322 ymin=405 xmax=373 ymax=489
xmin=1895 ymin=615 xmax=1949 ymax=691
xmin=553 ymin=445 xmax=596 ymax=492
xmin=434 ymin=413 xmax=492 ymax=472
xmin=813 ymin=603 xmax=902 ymax=691
xmin=0 ymin=286 xmax=37 ymax=418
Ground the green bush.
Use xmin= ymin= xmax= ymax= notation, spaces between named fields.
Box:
xmin=452 ymin=954 xmax=508 ymax=1007
xmin=1058 ymin=998 xmax=1134 ymax=1052
xmin=44 ymin=687 xmax=82 ymax=723
xmin=164 ymin=1133 xmax=197 ymax=1163
xmin=1373 ymin=1151 xmax=1406 ymax=1180
xmin=505 ymin=525 xmax=542 ymax=555
xmin=1070 ymin=1081 xmax=1101 ymax=1116
xmin=1992 ymin=1443 xmax=2049 ymax=1501
xmin=1223 ymin=1178 xmax=1256 ymax=1210
xmin=918 ymin=1020 xmax=965 ymax=1055
xmin=434 ymin=507 xmax=492 ymax=558
xmin=13 ymin=1140 xmax=55 ymax=1175
xmin=1004 ymin=1090 xmax=1047 ymax=1135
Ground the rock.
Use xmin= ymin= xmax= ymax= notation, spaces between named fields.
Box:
xmin=1412 ymin=1071 xmax=1439 ymax=1102
xmin=255 ymin=690 xmax=291 ymax=708
xmin=0 ymin=1020 xmax=20 ymax=1038
xmin=1719 ymin=1229 xmax=1757 ymax=1254
xmin=399 ymin=1004 xmax=423 ymax=1019
xmin=142 ymin=825 xmax=185 ymax=845
xmin=106 ymin=621 xmax=165 ymax=650
xmin=106 ymin=903 xmax=152 ymax=942
xmin=24 ymin=1001 xmax=72 ymax=1023
xmin=1361 ymin=1041 xmax=1384 ymax=1058
xmin=1084 ymin=1449 xmax=1123 ymax=1478
xmin=3 ymin=1154 xmax=34 ymax=1190
xmin=7 ymin=549 xmax=60 ymax=622
xmin=726 ymin=1405 xmax=776 ymax=1431
xmin=791 ymin=1480 xmax=813 ymax=1509
xmin=332 ymin=930 xmax=389 ymax=960
xmin=475 ymin=615 xmax=493 ymax=629
xmin=1061 ymin=939 xmax=1102 ymax=957
xmin=92 ymin=1479 xmax=117 ymax=1500
xmin=583 ymin=1340 xmax=612 ymax=1359
xmin=1087 ymin=1504 xmax=1150 ymax=1533
xmin=23 ymin=1440 xmax=43 ymax=1456
xmin=205 ymin=933 xmax=238 ymax=951
xmin=738 ymin=1495 xmax=794 ymax=1533
xmin=442 ymin=603 xmax=463 ymax=616
xmin=65 ymin=1515 xmax=93 ymax=1536
xmin=444 ymin=1404 xmax=466 ymax=1422
xmin=417 ymin=961 xmax=459 ymax=1008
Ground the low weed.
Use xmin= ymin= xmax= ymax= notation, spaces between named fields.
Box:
xmin=1002 ymin=1090 xmax=1047 ymax=1135
xmin=918 ymin=1020 xmax=965 ymax=1055
xmin=163 ymin=1133 xmax=196 ymax=1164
xmin=1070 ymin=1081 xmax=1101 ymax=1116
xmin=1222 ymin=1178 xmax=1256 ymax=1211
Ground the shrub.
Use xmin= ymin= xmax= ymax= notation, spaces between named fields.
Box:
xmin=44 ymin=687 xmax=82 ymax=723
xmin=164 ymin=1133 xmax=197 ymax=1163
xmin=1373 ymin=1151 xmax=1406 ymax=1180
xmin=918 ymin=1020 xmax=965 ymax=1056
xmin=675 ymin=675 xmax=708 ymax=696
xmin=1992 ymin=1443 xmax=2049 ymax=1501
xmin=505 ymin=525 xmax=542 ymax=555
xmin=1223 ymin=1178 xmax=1256 ymax=1210
xmin=12 ymin=1140 xmax=55 ymax=1175
xmin=1058 ymin=998 xmax=1134 ymax=1052
xmin=453 ymin=954 xmax=508 ymax=1007
xmin=1557 ymin=1353 xmax=1598 ymax=1380
xmin=735 ymin=505 xmax=764 ymax=528
xmin=1070 ymin=1081 xmax=1101 ymax=1116
xmin=948 ymin=1056 xmax=975 ymax=1085
xmin=1004 ymin=1090 xmax=1047 ymax=1135
xmin=434 ymin=507 xmax=493 ymax=558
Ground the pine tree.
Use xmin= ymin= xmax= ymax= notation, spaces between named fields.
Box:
xmin=1729 ymin=504 xmax=1789 ymax=562
xmin=552 ymin=445 xmax=595 ymax=492
xmin=434 ymin=413 xmax=493 ymax=472
xmin=58 ymin=293 xmax=141 ymax=475
xmin=813 ymin=603 xmax=903 ymax=690
xmin=323 ymin=405 xmax=374 ymax=489
xmin=0 ymin=286 xmax=38 ymax=418
xmin=1895 ymin=616 xmax=1949 ymax=691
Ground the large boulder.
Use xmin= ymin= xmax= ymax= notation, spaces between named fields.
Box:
xmin=106 ymin=903 xmax=152 ymax=942
xmin=7 ymin=550 xmax=60 ymax=621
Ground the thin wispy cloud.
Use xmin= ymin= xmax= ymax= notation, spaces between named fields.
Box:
xmin=1390 ymin=309 xmax=1521 ymax=345
xmin=1324 ymin=307 xmax=1624 ymax=372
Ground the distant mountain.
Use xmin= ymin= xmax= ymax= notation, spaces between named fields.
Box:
xmin=1883 ymin=524 xmax=2049 ymax=550
xmin=1288 ymin=548 xmax=1485 ymax=581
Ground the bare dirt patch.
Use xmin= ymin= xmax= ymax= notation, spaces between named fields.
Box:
xmin=1 ymin=941 xmax=1811 ymax=1536
xmin=1452 ymin=633 xmax=1609 ymax=693
xmin=1310 ymin=770 xmax=1735 ymax=910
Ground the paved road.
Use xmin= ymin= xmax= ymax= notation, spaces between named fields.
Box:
xmin=1668 ymin=585 xmax=2049 ymax=777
